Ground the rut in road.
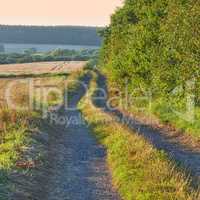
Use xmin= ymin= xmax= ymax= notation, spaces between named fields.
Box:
xmin=94 ymin=71 xmax=200 ymax=186
xmin=31 ymin=74 xmax=120 ymax=200
xmin=42 ymin=111 xmax=120 ymax=200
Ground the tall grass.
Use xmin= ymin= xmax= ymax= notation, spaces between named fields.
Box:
xmin=0 ymin=75 xmax=66 ymax=198
xmin=0 ymin=107 xmax=36 ymax=199
xmin=151 ymin=99 xmax=200 ymax=138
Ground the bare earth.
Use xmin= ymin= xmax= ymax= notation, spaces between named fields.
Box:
xmin=0 ymin=61 xmax=86 ymax=76
xmin=39 ymin=110 xmax=120 ymax=200
xmin=41 ymin=76 xmax=120 ymax=200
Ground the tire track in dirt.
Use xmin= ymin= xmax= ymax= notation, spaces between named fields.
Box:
xmin=94 ymin=71 xmax=200 ymax=186
xmin=41 ymin=110 xmax=120 ymax=200
xmin=40 ymin=74 xmax=120 ymax=200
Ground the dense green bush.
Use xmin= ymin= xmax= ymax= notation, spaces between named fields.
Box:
xmin=100 ymin=0 xmax=200 ymax=98
xmin=100 ymin=0 xmax=200 ymax=135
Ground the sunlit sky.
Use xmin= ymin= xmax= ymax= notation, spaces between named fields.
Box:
xmin=0 ymin=0 xmax=123 ymax=26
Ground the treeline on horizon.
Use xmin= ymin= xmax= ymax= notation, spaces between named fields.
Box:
xmin=0 ymin=48 xmax=99 ymax=64
xmin=100 ymin=0 xmax=200 ymax=135
xmin=0 ymin=25 xmax=102 ymax=46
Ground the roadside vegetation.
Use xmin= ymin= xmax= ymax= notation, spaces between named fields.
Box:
xmin=0 ymin=72 xmax=70 ymax=79
xmin=79 ymin=74 xmax=200 ymax=200
xmin=0 ymin=82 xmax=39 ymax=199
xmin=99 ymin=0 xmax=200 ymax=137
xmin=0 ymin=74 xmax=68 ymax=199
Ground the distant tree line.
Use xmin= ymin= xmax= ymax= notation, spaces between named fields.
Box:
xmin=0 ymin=48 xmax=99 ymax=64
xmin=0 ymin=25 xmax=102 ymax=46
xmin=0 ymin=44 xmax=4 ymax=52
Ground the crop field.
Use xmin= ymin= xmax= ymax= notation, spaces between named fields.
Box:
xmin=0 ymin=61 xmax=86 ymax=76
xmin=0 ymin=75 xmax=66 ymax=129
xmin=0 ymin=74 xmax=68 ymax=110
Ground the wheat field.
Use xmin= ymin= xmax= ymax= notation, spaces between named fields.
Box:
xmin=0 ymin=61 xmax=86 ymax=76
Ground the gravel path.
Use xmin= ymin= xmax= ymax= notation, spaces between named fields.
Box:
xmin=42 ymin=109 xmax=120 ymax=200
xmin=9 ymin=73 xmax=120 ymax=200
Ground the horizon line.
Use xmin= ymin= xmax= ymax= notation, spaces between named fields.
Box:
xmin=0 ymin=24 xmax=106 ymax=28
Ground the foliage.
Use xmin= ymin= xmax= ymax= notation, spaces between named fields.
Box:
xmin=99 ymin=0 xmax=200 ymax=135
xmin=100 ymin=0 xmax=200 ymax=97
xmin=0 ymin=48 xmax=99 ymax=64
xmin=0 ymin=44 xmax=4 ymax=53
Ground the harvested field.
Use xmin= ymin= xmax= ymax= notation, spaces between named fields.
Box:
xmin=0 ymin=76 xmax=66 ymax=104
xmin=0 ymin=61 xmax=86 ymax=76
xmin=0 ymin=74 xmax=68 ymax=134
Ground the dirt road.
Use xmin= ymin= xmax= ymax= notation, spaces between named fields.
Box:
xmin=11 ymin=73 xmax=120 ymax=200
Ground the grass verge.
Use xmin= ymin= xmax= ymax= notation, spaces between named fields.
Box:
xmin=150 ymin=99 xmax=200 ymax=138
xmin=107 ymin=79 xmax=200 ymax=138
xmin=100 ymin=68 xmax=200 ymax=139
xmin=79 ymin=75 xmax=200 ymax=200
xmin=0 ymin=73 xmax=70 ymax=198
xmin=0 ymin=109 xmax=39 ymax=199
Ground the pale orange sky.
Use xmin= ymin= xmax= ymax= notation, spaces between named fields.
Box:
xmin=0 ymin=0 xmax=123 ymax=26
